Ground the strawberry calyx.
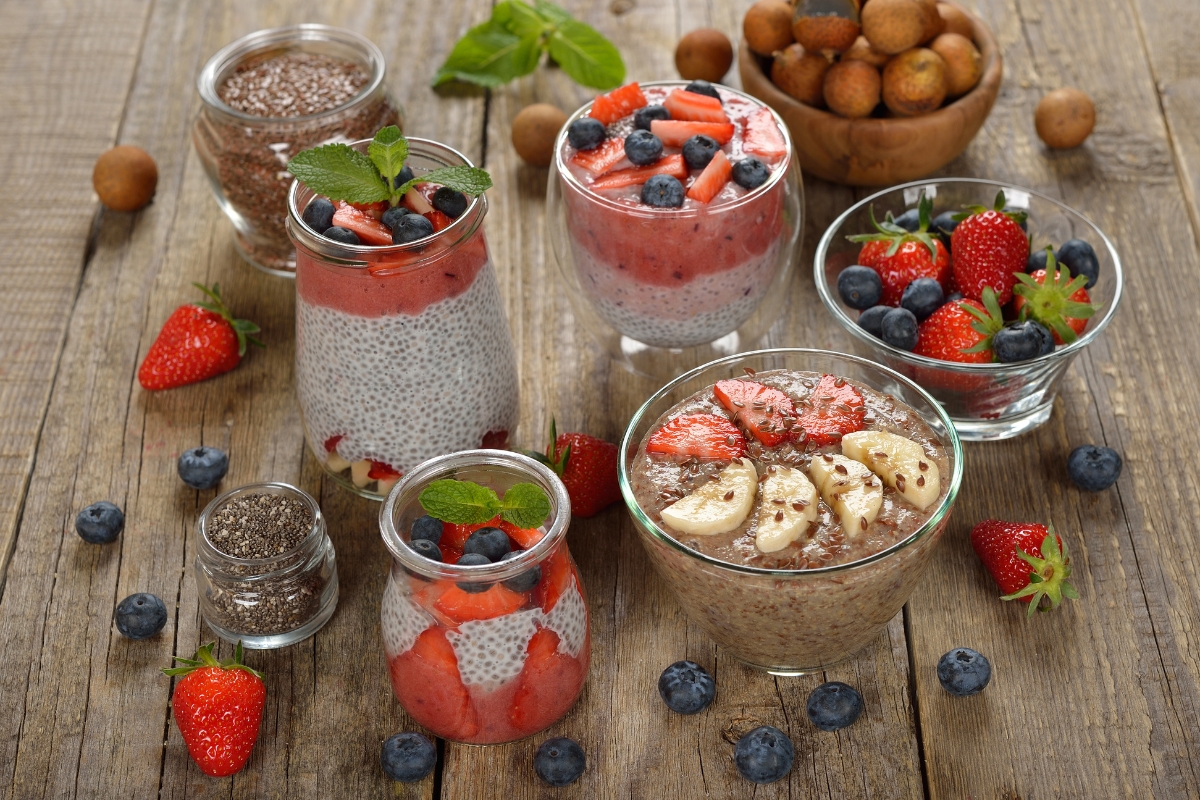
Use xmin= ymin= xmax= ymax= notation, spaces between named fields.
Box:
xmin=1000 ymin=525 xmax=1080 ymax=617
xmin=847 ymin=192 xmax=940 ymax=260
xmin=191 ymin=283 xmax=264 ymax=357
xmin=524 ymin=418 xmax=571 ymax=477
xmin=1012 ymin=250 xmax=1097 ymax=344
xmin=957 ymin=286 xmax=1007 ymax=356
xmin=953 ymin=189 xmax=1028 ymax=226
xmin=162 ymin=640 xmax=263 ymax=680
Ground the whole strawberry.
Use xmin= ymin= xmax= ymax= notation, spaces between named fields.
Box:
xmin=912 ymin=290 xmax=1006 ymax=364
xmin=531 ymin=420 xmax=620 ymax=518
xmin=848 ymin=194 xmax=950 ymax=307
xmin=951 ymin=191 xmax=1029 ymax=305
xmin=138 ymin=283 xmax=262 ymax=390
xmin=1012 ymin=249 xmax=1097 ymax=344
xmin=163 ymin=641 xmax=265 ymax=777
xmin=970 ymin=520 xmax=1079 ymax=617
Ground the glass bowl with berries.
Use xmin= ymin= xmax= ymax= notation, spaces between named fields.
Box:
xmin=546 ymin=80 xmax=804 ymax=380
xmin=815 ymin=179 xmax=1123 ymax=440
xmin=379 ymin=450 xmax=588 ymax=744
xmin=620 ymin=348 xmax=963 ymax=674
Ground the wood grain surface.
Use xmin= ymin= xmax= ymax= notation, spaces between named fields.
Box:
xmin=1 ymin=0 xmax=1198 ymax=797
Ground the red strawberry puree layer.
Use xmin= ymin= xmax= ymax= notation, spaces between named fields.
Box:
xmin=560 ymin=86 xmax=788 ymax=348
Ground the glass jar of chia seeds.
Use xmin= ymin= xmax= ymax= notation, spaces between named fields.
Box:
xmin=194 ymin=24 xmax=401 ymax=277
xmin=195 ymin=482 xmax=338 ymax=649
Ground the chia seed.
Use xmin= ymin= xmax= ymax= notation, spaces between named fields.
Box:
xmin=218 ymin=53 xmax=369 ymax=118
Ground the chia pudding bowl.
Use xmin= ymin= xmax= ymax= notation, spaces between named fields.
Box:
xmin=619 ymin=349 xmax=963 ymax=674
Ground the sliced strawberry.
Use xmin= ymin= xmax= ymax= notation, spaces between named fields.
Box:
xmin=645 ymin=413 xmax=747 ymax=459
xmin=435 ymin=583 xmax=528 ymax=623
xmin=388 ymin=627 xmax=479 ymax=741
xmin=347 ymin=200 xmax=387 ymax=219
xmin=441 ymin=517 xmax=502 ymax=552
xmin=332 ymin=202 xmax=392 ymax=245
xmin=650 ymin=120 xmax=736 ymax=148
xmin=424 ymin=210 xmax=453 ymax=232
xmin=367 ymin=460 xmax=401 ymax=480
xmin=686 ymin=150 xmax=732 ymax=203
xmin=536 ymin=546 xmax=574 ymax=613
xmin=742 ymin=108 xmax=788 ymax=160
xmin=570 ymin=137 xmax=626 ymax=175
xmin=796 ymin=375 xmax=866 ymax=446
xmin=499 ymin=519 xmax=544 ymax=549
xmin=713 ymin=379 xmax=798 ymax=447
xmin=663 ymin=88 xmax=730 ymax=124
xmin=590 ymin=155 xmax=688 ymax=191
xmin=323 ymin=434 xmax=343 ymax=453
xmin=589 ymin=82 xmax=648 ymax=125
xmin=507 ymin=628 xmax=586 ymax=735
xmin=401 ymin=187 xmax=434 ymax=215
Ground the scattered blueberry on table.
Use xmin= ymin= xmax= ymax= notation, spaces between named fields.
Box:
xmin=805 ymin=681 xmax=864 ymax=731
xmin=380 ymin=732 xmax=436 ymax=783
xmin=1068 ymin=445 xmax=1122 ymax=491
xmin=534 ymin=737 xmax=586 ymax=787
xmin=75 ymin=501 xmax=124 ymax=544
xmin=177 ymin=446 xmax=228 ymax=490
xmin=937 ymin=647 xmax=992 ymax=696
xmin=114 ymin=593 xmax=167 ymax=639
xmin=734 ymin=725 xmax=794 ymax=784
xmin=657 ymin=660 xmax=716 ymax=715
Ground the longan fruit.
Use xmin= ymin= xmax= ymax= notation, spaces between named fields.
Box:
xmin=93 ymin=145 xmax=157 ymax=212
xmin=916 ymin=0 xmax=946 ymax=43
xmin=843 ymin=35 xmax=890 ymax=67
xmin=676 ymin=29 xmax=734 ymax=82
xmin=771 ymin=43 xmax=831 ymax=107
xmin=861 ymin=0 xmax=927 ymax=54
xmin=511 ymin=104 xmax=568 ymax=167
xmin=929 ymin=32 xmax=981 ymax=96
xmin=1035 ymin=88 xmax=1096 ymax=149
xmin=936 ymin=3 xmax=974 ymax=38
xmin=745 ymin=0 xmax=796 ymax=55
xmin=824 ymin=59 xmax=882 ymax=118
xmin=793 ymin=3 xmax=861 ymax=54
xmin=882 ymin=47 xmax=947 ymax=116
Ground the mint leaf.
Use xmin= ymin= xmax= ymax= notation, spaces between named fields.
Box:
xmin=419 ymin=479 xmax=502 ymax=525
xmin=500 ymin=483 xmax=552 ymax=529
xmin=396 ymin=165 xmax=494 ymax=200
xmin=532 ymin=0 xmax=573 ymax=23
xmin=547 ymin=18 xmax=624 ymax=89
xmin=432 ymin=19 xmax=542 ymax=88
xmin=367 ymin=126 xmax=408 ymax=186
xmin=496 ymin=0 xmax=550 ymax=37
xmin=287 ymin=144 xmax=389 ymax=204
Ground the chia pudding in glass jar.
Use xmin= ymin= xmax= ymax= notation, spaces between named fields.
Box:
xmin=194 ymin=25 xmax=401 ymax=276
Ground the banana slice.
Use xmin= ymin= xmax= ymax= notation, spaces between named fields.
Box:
xmin=755 ymin=467 xmax=818 ymax=553
xmin=326 ymin=452 xmax=352 ymax=473
xmin=661 ymin=459 xmax=758 ymax=536
xmin=350 ymin=459 xmax=373 ymax=488
xmin=809 ymin=454 xmax=882 ymax=536
xmin=842 ymin=431 xmax=940 ymax=511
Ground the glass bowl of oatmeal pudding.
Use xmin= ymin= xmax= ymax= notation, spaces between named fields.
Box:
xmin=620 ymin=349 xmax=962 ymax=675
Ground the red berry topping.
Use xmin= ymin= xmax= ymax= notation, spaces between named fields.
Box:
xmin=686 ymin=150 xmax=733 ymax=203
xmin=663 ymin=88 xmax=730 ymax=123
xmin=713 ymin=379 xmax=798 ymax=447
xmin=649 ymin=119 xmax=736 ymax=147
xmin=590 ymin=154 xmax=688 ymax=191
xmin=795 ymin=374 xmax=866 ymax=446
xmin=743 ymin=108 xmax=787 ymax=160
xmin=646 ymin=413 xmax=747 ymax=460
xmin=589 ymin=82 xmax=649 ymax=125
xmin=951 ymin=191 xmax=1029 ymax=305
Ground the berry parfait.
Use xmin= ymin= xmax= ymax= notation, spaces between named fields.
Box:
xmin=379 ymin=450 xmax=589 ymax=744
xmin=547 ymin=80 xmax=803 ymax=378
xmin=286 ymin=128 xmax=519 ymax=499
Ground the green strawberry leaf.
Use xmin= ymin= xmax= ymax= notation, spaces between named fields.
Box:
xmin=367 ymin=126 xmax=409 ymax=186
xmin=499 ymin=482 xmax=552 ymax=528
xmin=547 ymin=17 xmax=625 ymax=89
xmin=287 ymin=143 xmax=390 ymax=204
xmin=419 ymin=479 xmax=502 ymax=524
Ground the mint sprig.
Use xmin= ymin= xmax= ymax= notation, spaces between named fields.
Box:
xmin=434 ymin=0 xmax=624 ymax=90
xmin=418 ymin=479 xmax=551 ymax=529
xmin=287 ymin=126 xmax=492 ymax=210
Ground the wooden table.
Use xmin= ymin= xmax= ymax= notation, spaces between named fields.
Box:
xmin=3 ymin=0 xmax=1199 ymax=796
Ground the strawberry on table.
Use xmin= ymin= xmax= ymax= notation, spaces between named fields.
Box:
xmin=713 ymin=379 xmax=798 ymax=447
xmin=645 ymin=413 xmax=748 ymax=459
xmin=970 ymin=519 xmax=1080 ymax=617
xmin=847 ymin=194 xmax=951 ymax=307
xmin=951 ymin=191 xmax=1030 ymax=305
xmin=663 ymin=88 xmax=730 ymax=124
xmin=686 ymin=150 xmax=733 ymax=204
xmin=589 ymin=82 xmax=649 ymax=125
xmin=138 ymin=283 xmax=262 ymax=391
xmin=794 ymin=374 xmax=865 ymax=446
xmin=650 ymin=119 xmax=736 ymax=147
xmin=531 ymin=419 xmax=620 ymax=518
xmin=1012 ymin=250 xmax=1097 ymax=345
xmin=162 ymin=642 xmax=265 ymax=778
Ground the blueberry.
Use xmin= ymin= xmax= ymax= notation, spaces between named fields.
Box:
xmin=805 ymin=682 xmax=864 ymax=731
xmin=634 ymin=104 xmax=670 ymax=130
xmin=1026 ymin=246 xmax=1051 ymax=274
xmin=390 ymin=164 xmax=415 ymax=191
xmin=946 ymin=292 xmax=964 ymax=303
xmin=641 ymin=174 xmax=685 ymax=208
xmin=381 ymin=205 xmax=412 ymax=232
xmin=893 ymin=208 xmax=921 ymax=232
xmin=534 ymin=737 xmax=586 ymax=787
xmin=75 ymin=501 xmax=124 ymax=544
xmin=657 ymin=660 xmax=716 ymax=715
xmin=1067 ymin=444 xmax=1123 ymax=491
xmin=881 ymin=307 xmax=919 ymax=351
xmin=734 ymin=726 xmax=794 ymax=784
xmin=1002 ymin=206 xmax=1029 ymax=231
xmin=408 ymin=538 xmax=442 ymax=562
xmin=732 ymin=157 xmax=770 ymax=190
xmin=464 ymin=526 xmax=510 ymax=562
xmin=500 ymin=550 xmax=542 ymax=592
xmin=455 ymin=553 xmax=493 ymax=593
xmin=837 ymin=265 xmax=883 ymax=310
xmin=380 ymin=732 xmax=436 ymax=783
xmin=685 ymin=79 xmax=722 ymax=101
xmin=567 ymin=117 xmax=606 ymax=151
xmin=323 ymin=226 xmax=361 ymax=245
xmin=410 ymin=514 xmax=442 ymax=544
xmin=681 ymin=134 xmax=719 ymax=170
xmin=302 ymin=197 xmax=335 ymax=233
xmin=1056 ymin=238 xmax=1099 ymax=288
xmin=432 ymin=186 xmax=468 ymax=218
xmin=857 ymin=305 xmax=891 ymax=338
xmin=931 ymin=211 xmax=959 ymax=245
xmin=392 ymin=213 xmax=435 ymax=245
xmin=992 ymin=320 xmax=1054 ymax=362
xmin=624 ymin=130 xmax=663 ymax=167
xmin=900 ymin=277 xmax=945 ymax=321
xmin=937 ymin=647 xmax=992 ymax=696
xmin=114 ymin=593 xmax=167 ymax=640
xmin=177 ymin=446 xmax=228 ymax=490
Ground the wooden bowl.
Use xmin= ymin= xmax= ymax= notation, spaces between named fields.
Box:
xmin=738 ymin=2 xmax=1002 ymax=186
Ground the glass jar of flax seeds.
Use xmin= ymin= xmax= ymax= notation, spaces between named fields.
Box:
xmin=194 ymin=25 xmax=401 ymax=276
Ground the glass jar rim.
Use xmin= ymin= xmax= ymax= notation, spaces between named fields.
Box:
xmin=196 ymin=24 xmax=387 ymax=125
xmin=554 ymin=79 xmax=794 ymax=218
xmin=197 ymin=482 xmax=325 ymax=574
xmin=380 ymin=450 xmax=573 ymax=583
xmin=618 ymin=347 xmax=964 ymax=578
